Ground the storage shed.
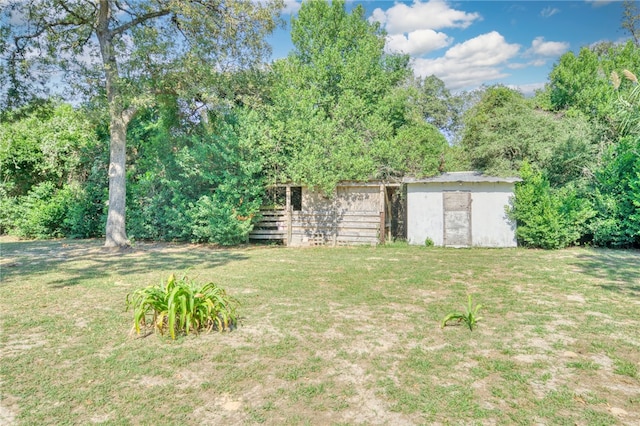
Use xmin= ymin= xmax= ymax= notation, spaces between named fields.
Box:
xmin=249 ymin=182 xmax=404 ymax=246
xmin=404 ymin=172 xmax=521 ymax=248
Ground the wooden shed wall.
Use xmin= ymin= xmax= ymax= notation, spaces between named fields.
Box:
xmin=249 ymin=185 xmax=385 ymax=246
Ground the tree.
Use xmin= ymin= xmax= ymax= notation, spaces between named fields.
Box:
xmin=611 ymin=69 xmax=640 ymax=138
xmin=262 ymin=0 xmax=446 ymax=193
xmin=0 ymin=102 xmax=99 ymax=196
xmin=0 ymin=101 xmax=105 ymax=238
xmin=405 ymin=75 xmax=464 ymax=136
xmin=590 ymin=136 xmax=640 ymax=247
xmin=461 ymin=86 xmax=594 ymax=180
xmin=588 ymin=70 xmax=640 ymax=247
xmin=622 ymin=0 xmax=640 ymax=46
xmin=2 ymin=0 xmax=281 ymax=247
xmin=548 ymin=41 xmax=640 ymax=134
xmin=507 ymin=162 xmax=593 ymax=249
xmin=122 ymin=101 xmax=267 ymax=245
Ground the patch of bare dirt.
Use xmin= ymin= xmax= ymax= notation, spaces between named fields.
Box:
xmin=0 ymin=330 xmax=47 ymax=358
xmin=0 ymin=389 xmax=18 ymax=426
xmin=0 ymin=237 xmax=236 ymax=266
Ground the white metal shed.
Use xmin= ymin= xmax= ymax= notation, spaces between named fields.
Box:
xmin=404 ymin=172 xmax=521 ymax=248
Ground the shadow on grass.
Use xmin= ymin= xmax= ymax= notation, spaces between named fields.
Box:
xmin=572 ymin=249 xmax=640 ymax=298
xmin=0 ymin=238 xmax=249 ymax=288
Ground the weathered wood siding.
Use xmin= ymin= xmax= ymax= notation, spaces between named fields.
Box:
xmin=249 ymin=210 xmax=287 ymax=241
xmin=249 ymin=184 xmax=384 ymax=246
xmin=289 ymin=210 xmax=380 ymax=246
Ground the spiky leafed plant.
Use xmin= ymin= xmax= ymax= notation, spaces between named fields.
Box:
xmin=611 ymin=69 xmax=640 ymax=137
xmin=441 ymin=294 xmax=483 ymax=331
xmin=126 ymin=273 xmax=239 ymax=339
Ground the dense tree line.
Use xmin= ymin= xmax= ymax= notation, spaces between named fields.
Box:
xmin=1 ymin=0 xmax=639 ymax=248
xmin=465 ymin=41 xmax=640 ymax=248
xmin=1 ymin=0 xmax=283 ymax=247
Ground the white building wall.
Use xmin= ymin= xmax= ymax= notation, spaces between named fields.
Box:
xmin=469 ymin=184 xmax=517 ymax=247
xmin=407 ymin=182 xmax=517 ymax=247
xmin=407 ymin=184 xmax=444 ymax=246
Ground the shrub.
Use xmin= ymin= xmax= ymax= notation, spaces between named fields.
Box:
xmin=11 ymin=182 xmax=74 ymax=239
xmin=0 ymin=193 xmax=18 ymax=235
xmin=124 ymin=107 xmax=265 ymax=245
xmin=127 ymin=174 xmax=192 ymax=242
xmin=508 ymin=162 xmax=593 ymax=249
xmin=63 ymin=178 xmax=107 ymax=239
xmin=126 ymin=273 xmax=239 ymax=340
xmin=188 ymin=194 xmax=256 ymax=245
xmin=588 ymin=136 xmax=640 ymax=247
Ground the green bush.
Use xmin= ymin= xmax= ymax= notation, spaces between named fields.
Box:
xmin=508 ymin=162 xmax=594 ymax=249
xmin=0 ymin=101 xmax=107 ymax=239
xmin=127 ymin=174 xmax=192 ymax=242
xmin=589 ymin=136 xmax=640 ymax=247
xmin=0 ymin=192 xmax=18 ymax=235
xmin=188 ymin=195 xmax=255 ymax=245
xmin=126 ymin=273 xmax=239 ymax=340
xmin=124 ymin=107 xmax=265 ymax=245
xmin=63 ymin=178 xmax=107 ymax=239
xmin=10 ymin=182 xmax=74 ymax=239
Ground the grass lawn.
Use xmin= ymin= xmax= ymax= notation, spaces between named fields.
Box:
xmin=1 ymin=237 xmax=639 ymax=425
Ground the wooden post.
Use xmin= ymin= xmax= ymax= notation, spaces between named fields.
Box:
xmin=379 ymin=184 xmax=386 ymax=245
xmin=332 ymin=187 xmax=338 ymax=247
xmin=384 ymin=186 xmax=391 ymax=242
xmin=286 ymin=185 xmax=292 ymax=246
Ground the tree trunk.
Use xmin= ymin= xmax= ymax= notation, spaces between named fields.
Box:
xmin=97 ymin=0 xmax=130 ymax=248
xmin=105 ymin=113 xmax=129 ymax=247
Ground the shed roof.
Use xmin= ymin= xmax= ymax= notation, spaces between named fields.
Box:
xmin=403 ymin=171 xmax=522 ymax=184
xmin=270 ymin=180 xmax=402 ymax=188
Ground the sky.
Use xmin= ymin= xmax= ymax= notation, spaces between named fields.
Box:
xmin=270 ymin=0 xmax=633 ymax=94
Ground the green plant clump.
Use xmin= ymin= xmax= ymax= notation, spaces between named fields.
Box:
xmin=424 ymin=237 xmax=434 ymax=247
xmin=126 ymin=273 xmax=239 ymax=339
xmin=441 ymin=294 xmax=483 ymax=331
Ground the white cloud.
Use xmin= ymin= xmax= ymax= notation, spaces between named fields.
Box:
xmin=590 ymin=37 xmax=631 ymax=48
xmin=540 ymin=7 xmax=560 ymax=18
xmin=412 ymin=31 xmax=520 ymax=90
xmin=370 ymin=7 xmax=388 ymax=26
xmin=444 ymin=31 xmax=520 ymax=67
xmin=509 ymin=58 xmax=551 ymax=69
xmin=528 ymin=37 xmax=570 ymax=57
xmin=386 ymin=29 xmax=452 ymax=55
xmin=370 ymin=0 xmax=481 ymax=34
xmin=415 ymin=58 xmax=509 ymax=90
xmin=508 ymin=82 xmax=546 ymax=96
xmin=281 ymin=0 xmax=301 ymax=15
xmin=367 ymin=1 xmax=570 ymax=91
xmin=585 ymin=0 xmax=616 ymax=7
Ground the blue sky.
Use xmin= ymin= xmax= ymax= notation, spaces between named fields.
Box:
xmin=270 ymin=0 xmax=632 ymax=94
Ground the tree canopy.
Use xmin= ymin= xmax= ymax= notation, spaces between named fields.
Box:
xmin=2 ymin=0 xmax=639 ymax=249
xmin=548 ymin=41 xmax=640 ymax=132
xmin=461 ymin=86 xmax=594 ymax=182
xmin=2 ymin=0 xmax=282 ymax=247
xmin=261 ymin=0 xmax=447 ymax=193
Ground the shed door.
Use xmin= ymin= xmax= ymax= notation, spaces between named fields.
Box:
xmin=443 ymin=191 xmax=471 ymax=247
